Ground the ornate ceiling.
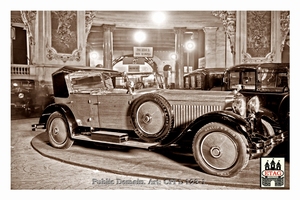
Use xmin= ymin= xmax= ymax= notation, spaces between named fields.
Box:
xmin=11 ymin=11 xmax=224 ymax=51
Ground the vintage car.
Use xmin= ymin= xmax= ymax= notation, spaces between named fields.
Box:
xmin=11 ymin=79 xmax=54 ymax=117
xmin=32 ymin=66 xmax=288 ymax=177
xmin=223 ymin=63 xmax=289 ymax=130
xmin=183 ymin=68 xmax=225 ymax=90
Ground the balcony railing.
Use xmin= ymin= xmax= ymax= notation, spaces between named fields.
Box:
xmin=11 ymin=64 xmax=37 ymax=80
xmin=11 ymin=65 xmax=31 ymax=75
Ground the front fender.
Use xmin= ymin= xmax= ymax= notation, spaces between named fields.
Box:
xmin=160 ymin=110 xmax=250 ymax=147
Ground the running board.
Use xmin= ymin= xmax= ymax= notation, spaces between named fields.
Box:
xmin=72 ymin=131 xmax=158 ymax=149
xmin=91 ymin=130 xmax=129 ymax=143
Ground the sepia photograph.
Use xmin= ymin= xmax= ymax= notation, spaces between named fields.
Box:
xmin=6 ymin=0 xmax=297 ymax=198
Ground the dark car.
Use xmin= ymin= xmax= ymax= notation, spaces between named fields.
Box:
xmin=11 ymin=79 xmax=54 ymax=117
xmin=32 ymin=66 xmax=288 ymax=177
xmin=183 ymin=68 xmax=225 ymax=90
xmin=223 ymin=63 xmax=289 ymax=130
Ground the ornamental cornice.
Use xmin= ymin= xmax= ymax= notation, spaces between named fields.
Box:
xmin=20 ymin=11 xmax=37 ymax=46
xmin=46 ymin=44 xmax=82 ymax=63
xmin=242 ymin=51 xmax=274 ymax=63
xmin=85 ymin=11 xmax=95 ymax=41
xmin=102 ymin=24 xmax=116 ymax=32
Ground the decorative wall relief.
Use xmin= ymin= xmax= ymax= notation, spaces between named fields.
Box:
xmin=20 ymin=11 xmax=36 ymax=46
xmin=246 ymin=11 xmax=271 ymax=58
xmin=46 ymin=11 xmax=81 ymax=63
xmin=85 ymin=11 xmax=95 ymax=42
xmin=280 ymin=11 xmax=290 ymax=51
xmin=212 ymin=11 xmax=236 ymax=55
xmin=241 ymin=11 xmax=276 ymax=63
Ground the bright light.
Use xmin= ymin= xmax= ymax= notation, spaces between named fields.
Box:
xmin=169 ymin=52 xmax=178 ymax=60
xmin=152 ymin=11 xmax=166 ymax=24
xmin=90 ymin=51 xmax=99 ymax=60
xmin=134 ymin=31 xmax=146 ymax=43
xmin=185 ymin=40 xmax=196 ymax=51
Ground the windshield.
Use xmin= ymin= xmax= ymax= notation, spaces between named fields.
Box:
xmin=11 ymin=80 xmax=35 ymax=92
xmin=228 ymin=68 xmax=289 ymax=92
xmin=127 ymin=72 xmax=165 ymax=89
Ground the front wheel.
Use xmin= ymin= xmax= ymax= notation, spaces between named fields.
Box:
xmin=47 ymin=111 xmax=74 ymax=149
xmin=192 ymin=122 xmax=249 ymax=177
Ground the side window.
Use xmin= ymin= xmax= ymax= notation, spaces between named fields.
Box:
xmin=241 ymin=71 xmax=255 ymax=89
xmin=71 ymin=75 xmax=105 ymax=93
xmin=229 ymin=72 xmax=240 ymax=89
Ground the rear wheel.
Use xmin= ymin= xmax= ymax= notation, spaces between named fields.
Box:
xmin=47 ymin=111 xmax=74 ymax=149
xmin=192 ymin=122 xmax=249 ymax=177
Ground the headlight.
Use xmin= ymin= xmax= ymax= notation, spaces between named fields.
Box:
xmin=247 ymin=96 xmax=260 ymax=113
xmin=18 ymin=93 xmax=24 ymax=99
xmin=232 ymin=94 xmax=246 ymax=117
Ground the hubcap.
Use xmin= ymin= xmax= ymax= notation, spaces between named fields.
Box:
xmin=142 ymin=114 xmax=152 ymax=124
xmin=50 ymin=118 xmax=68 ymax=144
xmin=210 ymin=146 xmax=222 ymax=158
xmin=200 ymin=132 xmax=238 ymax=170
xmin=136 ymin=101 xmax=164 ymax=135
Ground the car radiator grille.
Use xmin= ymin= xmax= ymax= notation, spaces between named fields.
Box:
xmin=172 ymin=104 xmax=222 ymax=130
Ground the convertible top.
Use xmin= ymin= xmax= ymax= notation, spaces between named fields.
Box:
xmin=52 ymin=66 xmax=121 ymax=76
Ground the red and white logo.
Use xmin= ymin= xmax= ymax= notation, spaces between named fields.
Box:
xmin=261 ymin=157 xmax=285 ymax=187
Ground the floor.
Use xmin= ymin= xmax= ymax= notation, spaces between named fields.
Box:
xmin=6 ymin=112 xmax=293 ymax=198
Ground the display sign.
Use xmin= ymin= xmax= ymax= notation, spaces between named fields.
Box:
xmin=128 ymin=65 xmax=140 ymax=72
xmin=133 ymin=47 xmax=153 ymax=57
xmin=123 ymin=57 xmax=145 ymax=65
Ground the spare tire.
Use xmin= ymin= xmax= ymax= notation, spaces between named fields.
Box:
xmin=131 ymin=93 xmax=174 ymax=143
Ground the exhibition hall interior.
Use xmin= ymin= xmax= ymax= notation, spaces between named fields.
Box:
xmin=10 ymin=11 xmax=290 ymax=190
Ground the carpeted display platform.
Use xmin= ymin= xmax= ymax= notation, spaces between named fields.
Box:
xmin=31 ymin=132 xmax=289 ymax=189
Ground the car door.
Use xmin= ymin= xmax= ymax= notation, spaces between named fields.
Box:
xmin=68 ymin=94 xmax=99 ymax=127
xmin=97 ymin=92 xmax=134 ymax=130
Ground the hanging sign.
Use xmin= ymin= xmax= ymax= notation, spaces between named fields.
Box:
xmin=133 ymin=47 xmax=153 ymax=57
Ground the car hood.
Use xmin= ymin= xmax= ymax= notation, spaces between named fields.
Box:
xmin=157 ymin=89 xmax=234 ymax=102
xmin=134 ymin=89 xmax=235 ymax=105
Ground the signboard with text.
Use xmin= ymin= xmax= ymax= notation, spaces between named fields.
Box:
xmin=133 ymin=47 xmax=153 ymax=57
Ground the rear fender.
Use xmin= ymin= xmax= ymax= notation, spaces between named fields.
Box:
xmin=37 ymin=103 xmax=76 ymax=128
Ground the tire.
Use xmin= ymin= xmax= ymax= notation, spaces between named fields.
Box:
xmin=131 ymin=93 xmax=173 ymax=143
xmin=47 ymin=111 xmax=74 ymax=149
xmin=261 ymin=119 xmax=275 ymax=156
xmin=192 ymin=122 xmax=249 ymax=177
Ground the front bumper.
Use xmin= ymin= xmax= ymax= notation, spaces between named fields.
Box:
xmin=32 ymin=123 xmax=46 ymax=131
xmin=11 ymin=103 xmax=27 ymax=109
xmin=248 ymin=131 xmax=289 ymax=159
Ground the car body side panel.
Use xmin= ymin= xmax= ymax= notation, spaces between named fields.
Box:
xmin=55 ymin=94 xmax=99 ymax=127
xmin=97 ymin=93 xmax=134 ymax=130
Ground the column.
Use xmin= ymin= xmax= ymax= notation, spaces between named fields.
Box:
xmin=203 ymin=27 xmax=218 ymax=68
xmin=174 ymin=27 xmax=186 ymax=89
xmin=102 ymin=24 xmax=115 ymax=69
